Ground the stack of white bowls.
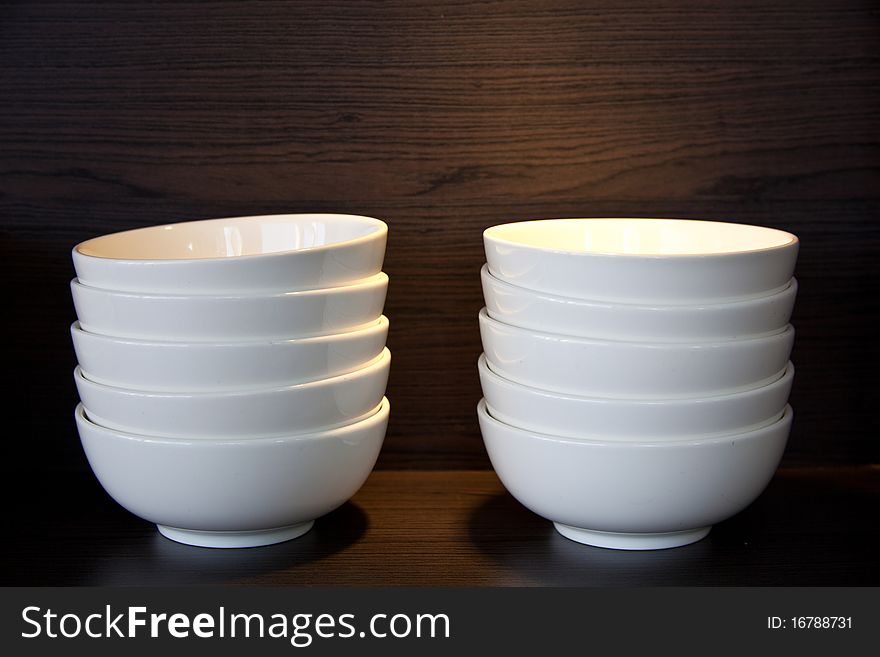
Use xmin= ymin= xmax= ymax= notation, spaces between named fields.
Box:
xmin=70 ymin=214 xmax=391 ymax=548
xmin=478 ymin=218 xmax=799 ymax=550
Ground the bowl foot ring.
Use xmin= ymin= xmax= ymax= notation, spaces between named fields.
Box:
xmin=553 ymin=523 xmax=710 ymax=550
xmin=157 ymin=521 xmax=315 ymax=548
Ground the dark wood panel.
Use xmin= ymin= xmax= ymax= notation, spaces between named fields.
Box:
xmin=3 ymin=468 xmax=877 ymax=586
xmin=1 ymin=1 xmax=878 ymax=472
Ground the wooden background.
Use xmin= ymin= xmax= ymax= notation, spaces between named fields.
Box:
xmin=2 ymin=1 xmax=877 ymax=474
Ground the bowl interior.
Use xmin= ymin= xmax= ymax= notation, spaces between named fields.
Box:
xmin=76 ymin=214 xmax=385 ymax=261
xmin=485 ymin=218 xmax=796 ymax=256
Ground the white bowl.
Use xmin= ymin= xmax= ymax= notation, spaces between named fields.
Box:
xmin=478 ymin=399 xmax=791 ymax=550
xmin=479 ymin=308 xmax=794 ymax=398
xmin=75 ymin=399 xmax=389 ymax=548
xmin=73 ymin=213 xmax=388 ymax=294
xmin=71 ymin=317 xmax=389 ymax=392
xmin=484 ymin=218 xmax=798 ymax=304
xmin=481 ymin=264 xmax=798 ymax=342
xmin=478 ymin=354 xmax=793 ymax=440
xmin=71 ymin=273 xmax=388 ymax=341
xmin=74 ymin=348 xmax=391 ymax=438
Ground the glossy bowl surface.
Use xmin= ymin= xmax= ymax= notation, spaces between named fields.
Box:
xmin=479 ymin=308 xmax=794 ymax=398
xmin=76 ymin=399 xmax=389 ymax=548
xmin=71 ymin=273 xmax=388 ymax=341
xmin=478 ymin=353 xmax=793 ymax=440
xmin=71 ymin=317 xmax=389 ymax=392
xmin=482 ymin=264 xmax=798 ymax=342
xmin=478 ymin=399 xmax=791 ymax=550
xmin=73 ymin=213 xmax=387 ymax=294
xmin=484 ymin=218 xmax=798 ymax=304
xmin=74 ymin=348 xmax=390 ymax=438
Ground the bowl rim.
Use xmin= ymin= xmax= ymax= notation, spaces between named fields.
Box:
xmin=478 ymin=397 xmax=792 ymax=447
xmin=478 ymin=307 xmax=794 ymax=348
xmin=480 ymin=263 xmax=798 ymax=310
xmin=73 ymin=213 xmax=388 ymax=263
xmin=478 ymin=353 xmax=794 ymax=405
xmin=483 ymin=218 xmax=798 ymax=259
xmin=70 ymin=271 xmax=388 ymax=301
xmin=74 ymin=347 xmax=391 ymax=399
xmin=70 ymin=315 xmax=389 ymax=348
xmin=75 ymin=397 xmax=390 ymax=445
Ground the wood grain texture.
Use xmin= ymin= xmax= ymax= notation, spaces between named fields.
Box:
xmin=3 ymin=468 xmax=877 ymax=586
xmin=1 ymin=1 xmax=878 ymax=471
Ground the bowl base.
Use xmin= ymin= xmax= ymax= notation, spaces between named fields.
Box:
xmin=553 ymin=523 xmax=710 ymax=550
xmin=157 ymin=521 xmax=315 ymax=548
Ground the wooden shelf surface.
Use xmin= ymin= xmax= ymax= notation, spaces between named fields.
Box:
xmin=6 ymin=467 xmax=877 ymax=586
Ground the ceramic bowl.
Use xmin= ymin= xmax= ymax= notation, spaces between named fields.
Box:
xmin=71 ymin=317 xmax=389 ymax=392
xmin=478 ymin=399 xmax=791 ymax=550
xmin=75 ymin=399 xmax=389 ymax=548
xmin=481 ymin=264 xmax=798 ymax=342
xmin=484 ymin=218 xmax=798 ymax=304
xmin=479 ymin=308 xmax=793 ymax=398
xmin=71 ymin=273 xmax=388 ymax=341
xmin=72 ymin=213 xmax=388 ymax=294
xmin=478 ymin=354 xmax=793 ymax=440
xmin=74 ymin=348 xmax=390 ymax=438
